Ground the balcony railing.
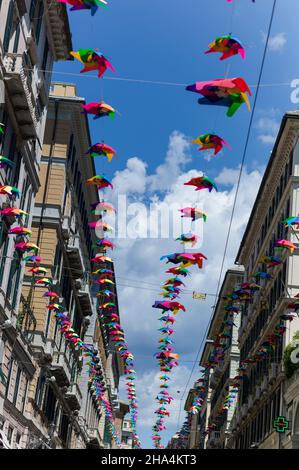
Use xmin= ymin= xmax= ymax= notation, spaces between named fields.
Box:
xmin=87 ymin=428 xmax=103 ymax=449
xmin=50 ymin=351 xmax=71 ymax=387
xmin=2 ymin=52 xmax=38 ymax=139
xmin=65 ymin=382 xmax=82 ymax=410
xmin=66 ymin=235 xmax=84 ymax=277
xmin=77 ymin=279 xmax=93 ymax=317
xmin=17 ymin=294 xmax=37 ymax=342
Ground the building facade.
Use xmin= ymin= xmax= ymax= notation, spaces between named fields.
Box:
xmin=204 ymin=268 xmax=244 ymax=449
xmin=183 ymin=382 xmax=202 ymax=449
xmin=120 ymin=415 xmax=134 ymax=449
xmin=231 ymin=110 xmax=299 ymax=449
xmin=197 ymin=342 xmax=213 ymax=449
xmin=25 ymin=82 xmax=125 ymax=449
xmin=0 ymin=1 xmax=72 ymax=449
xmin=0 ymin=79 xmax=125 ymax=448
xmin=179 ymin=111 xmax=299 ymax=450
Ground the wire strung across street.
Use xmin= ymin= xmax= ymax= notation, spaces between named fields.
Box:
xmin=176 ymin=0 xmax=278 ymax=426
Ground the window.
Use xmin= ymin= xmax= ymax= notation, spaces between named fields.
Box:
xmin=61 ymin=267 xmax=72 ymax=311
xmin=53 ymin=245 xmax=62 ymax=279
xmin=7 ymin=426 xmax=13 ymax=444
xmin=23 ymin=52 xmax=33 ymax=85
xmin=35 ymin=371 xmax=46 ymax=408
xmin=70 ymin=360 xmax=77 ymax=383
xmin=43 ymin=385 xmax=57 ymax=422
xmin=3 ymin=1 xmax=14 ymax=53
xmin=12 ymin=366 xmax=21 ymax=406
xmin=35 ymin=1 xmax=43 ymax=43
xmin=13 ymin=22 xmax=20 ymax=53
xmin=5 ymin=357 xmax=14 ymax=398
xmin=76 ymin=170 xmax=81 ymax=193
xmin=42 ymin=37 xmax=49 ymax=76
xmin=6 ymin=251 xmax=22 ymax=307
xmin=44 ymin=307 xmax=52 ymax=338
xmin=30 ymin=0 xmax=44 ymax=44
xmin=73 ymin=306 xmax=82 ymax=336
xmin=15 ymin=433 xmax=21 ymax=447
xmin=73 ymin=161 xmax=79 ymax=188
xmin=0 ymin=223 xmax=9 ymax=286
xmin=68 ymin=134 xmax=74 ymax=162
xmin=0 ymin=110 xmax=7 ymax=152
xmin=36 ymin=94 xmax=44 ymax=121
xmin=59 ymin=412 xmax=70 ymax=446
xmin=22 ymin=377 xmax=28 ymax=413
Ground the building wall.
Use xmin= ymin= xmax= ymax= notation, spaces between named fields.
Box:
xmin=0 ymin=0 xmax=72 ymax=448
xmin=232 ymin=113 xmax=299 ymax=449
xmin=6 ymin=82 xmax=124 ymax=449
xmin=202 ymin=269 xmax=244 ymax=449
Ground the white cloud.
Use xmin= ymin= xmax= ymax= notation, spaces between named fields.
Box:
xmin=255 ymin=112 xmax=280 ymax=146
xmin=148 ymin=131 xmax=192 ymax=192
xmin=113 ymin=157 xmax=148 ymax=196
xmin=119 ymin=366 xmax=192 ymax=448
xmin=108 ymin=132 xmax=263 ymax=448
xmin=215 ymin=166 xmax=241 ymax=186
xmin=111 ymin=131 xmax=191 ymax=202
xmin=261 ymin=32 xmax=287 ymax=52
xmin=203 ymin=149 xmax=221 ymax=162
xmin=258 ymin=134 xmax=277 ymax=145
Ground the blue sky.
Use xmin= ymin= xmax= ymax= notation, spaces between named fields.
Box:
xmin=54 ymin=0 xmax=299 ymax=449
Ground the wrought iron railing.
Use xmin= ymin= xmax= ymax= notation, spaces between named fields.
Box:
xmin=17 ymin=294 xmax=37 ymax=342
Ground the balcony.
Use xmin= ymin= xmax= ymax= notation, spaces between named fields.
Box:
xmin=49 ymin=351 xmax=71 ymax=387
xmin=65 ymin=382 xmax=82 ymax=411
xmin=2 ymin=52 xmax=38 ymax=139
xmin=61 ymin=216 xmax=71 ymax=240
xmin=76 ymin=280 xmax=93 ymax=317
xmin=87 ymin=428 xmax=103 ymax=449
xmin=16 ymin=294 xmax=37 ymax=343
xmin=208 ymin=431 xmax=221 ymax=448
xmin=45 ymin=0 xmax=73 ymax=61
xmin=66 ymin=235 xmax=84 ymax=277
